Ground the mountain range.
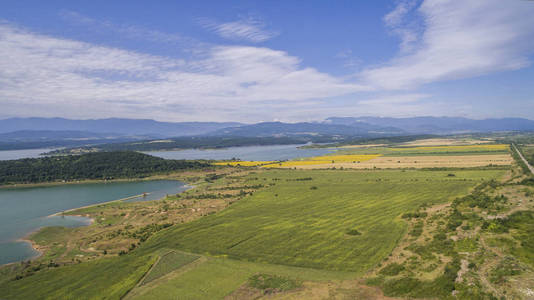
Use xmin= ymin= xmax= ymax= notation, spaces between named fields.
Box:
xmin=1 ymin=116 xmax=534 ymax=151
xmin=0 ymin=118 xmax=242 ymax=137
xmin=325 ymin=117 xmax=534 ymax=134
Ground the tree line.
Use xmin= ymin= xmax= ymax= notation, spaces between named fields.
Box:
xmin=0 ymin=151 xmax=210 ymax=185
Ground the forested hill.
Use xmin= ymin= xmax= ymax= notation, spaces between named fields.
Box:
xmin=0 ymin=151 xmax=210 ymax=185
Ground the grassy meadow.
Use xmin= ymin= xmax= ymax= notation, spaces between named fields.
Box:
xmin=144 ymin=169 xmax=503 ymax=272
xmin=129 ymin=256 xmax=353 ymax=300
xmin=1 ymin=253 xmax=156 ymax=299
xmin=0 ymin=167 xmax=507 ymax=299
xmin=141 ymin=250 xmax=199 ymax=285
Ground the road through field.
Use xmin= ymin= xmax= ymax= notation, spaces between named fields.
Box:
xmin=512 ymin=144 xmax=534 ymax=175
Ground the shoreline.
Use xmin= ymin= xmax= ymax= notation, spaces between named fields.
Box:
xmin=1 ymin=182 xmax=194 ymax=267
xmin=1 ymin=216 xmax=97 ymax=267
xmin=0 ymin=177 xmax=167 ymax=190
xmin=0 ymin=194 xmax=148 ymax=267
xmin=48 ymin=193 xmax=149 ymax=217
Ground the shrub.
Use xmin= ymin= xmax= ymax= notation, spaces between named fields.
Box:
xmin=346 ymin=229 xmax=361 ymax=236
xmin=379 ymin=263 xmax=405 ymax=276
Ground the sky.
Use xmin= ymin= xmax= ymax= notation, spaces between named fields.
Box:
xmin=1 ymin=0 xmax=534 ymax=123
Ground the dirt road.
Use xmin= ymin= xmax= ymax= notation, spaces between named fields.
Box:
xmin=512 ymin=144 xmax=534 ymax=175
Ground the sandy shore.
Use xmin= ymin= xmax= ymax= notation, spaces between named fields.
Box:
xmin=48 ymin=193 xmax=149 ymax=217
xmin=1 ymin=181 xmax=193 ymax=266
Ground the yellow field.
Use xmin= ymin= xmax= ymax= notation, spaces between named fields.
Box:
xmin=213 ymin=161 xmax=274 ymax=167
xmin=279 ymin=154 xmax=512 ymax=169
xmin=391 ymin=144 xmax=508 ymax=152
xmin=399 ymin=138 xmax=492 ymax=147
xmin=262 ymin=155 xmax=381 ymax=168
xmin=308 ymin=154 xmax=382 ymax=161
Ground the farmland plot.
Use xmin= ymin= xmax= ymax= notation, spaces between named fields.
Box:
xmin=146 ymin=169 xmax=505 ymax=273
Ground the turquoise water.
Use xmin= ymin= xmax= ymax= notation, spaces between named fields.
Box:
xmin=0 ymin=180 xmax=187 ymax=265
xmin=145 ymin=144 xmax=335 ymax=161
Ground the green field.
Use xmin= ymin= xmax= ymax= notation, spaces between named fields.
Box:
xmin=141 ymin=250 xmax=199 ymax=285
xmin=522 ymin=145 xmax=534 ymax=166
xmin=1 ymin=253 xmax=156 ymax=299
xmin=130 ymin=256 xmax=352 ymax=300
xmin=145 ymin=169 xmax=503 ymax=272
xmin=0 ymin=168 xmax=505 ymax=299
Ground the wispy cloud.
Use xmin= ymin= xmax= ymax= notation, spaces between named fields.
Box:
xmin=335 ymin=49 xmax=362 ymax=70
xmin=249 ymin=94 xmax=461 ymax=122
xmin=383 ymin=0 xmax=420 ymax=53
xmin=60 ymin=10 xmax=205 ymax=48
xmin=0 ymin=22 xmax=364 ymax=121
xmin=363 ymin=0 xmax=534 ymax=90
xmin=199 ymin=17 xmax=278 ymax=43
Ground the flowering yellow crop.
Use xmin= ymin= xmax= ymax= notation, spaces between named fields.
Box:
xmin=391 ymin=144 xmax=508 ymax=152
xmin=261 ymin=154 xmax=381 ymax=168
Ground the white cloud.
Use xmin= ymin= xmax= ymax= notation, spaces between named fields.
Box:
xmin=384 ymin=0 xmax=417 ymax=27
xmin=199 ymin=17 xmax=278 ymax=43
xmin=335 ymin=49 xmax=362 ymax=69
xmin=383 ymin=0 xmax=420 ymax=53
xmin=60 ymin=10 xmax=194 ymax=45
xmin=247 ymin=94 xmax=459 ymax=122
xmin=358 ymin=93 xmax=428 ymax=105
xmin=0 ymin=23 xmax=365 ymax=121
xmin=363 ymin=0 xmax=534 ymax=90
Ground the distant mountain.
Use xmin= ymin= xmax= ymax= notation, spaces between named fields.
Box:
xmin=0 ymin=130 xmax=130 ymax=142
xmin=210 ymin=121 xmax=404 ymax=137
xmin=0 ymin=118 xmax=243 ymax=137
xmin=0 ymin=130 xmax=157 ymax=151
xmin=326 ymin=117 xmax=534 ymax=134
xmin=3 ymin=116 xmax=534 ymax=152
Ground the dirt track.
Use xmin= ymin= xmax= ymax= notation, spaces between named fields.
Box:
xmin=513 ymin=144 xmax=534 ymax=175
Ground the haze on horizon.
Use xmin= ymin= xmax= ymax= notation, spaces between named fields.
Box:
xmin=1 ymin=0 xmax=534 ymax=123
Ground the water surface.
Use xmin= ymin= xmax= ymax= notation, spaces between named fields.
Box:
xmin=0 ymin=180 xmax=187 ymax=265
xmin=145 ymin=144 xmax=334 ymax=161
xmin=0 ymin=148 xmax=54 ymax=161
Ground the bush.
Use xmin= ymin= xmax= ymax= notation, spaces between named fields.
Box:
xmin=346 ymin=229 xmax=361 ymax=236
xmin=379 ymin=263 xmax=405 ymax=276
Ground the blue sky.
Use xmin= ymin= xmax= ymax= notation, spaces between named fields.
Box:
xmin=0 ymin=0 xmax=533 ymax=122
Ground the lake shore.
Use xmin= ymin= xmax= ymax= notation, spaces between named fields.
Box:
xmin=0 ymin=179 xmax=194 ymax=266
xmin=48 ymin=193 xmax=148 ymax=217
xmin=0 ymin=171 xmax=200 ymax=189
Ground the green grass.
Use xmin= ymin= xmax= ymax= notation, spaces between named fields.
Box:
xmin=455 ymin=238 xmax=478 ymax=252
xmin=522 ymin=145 xmax=534 ymax=169
xmin=379 ymin=263 xmax=405 ymax=276
xmin=505 ymin=211 xmax=534 ymax=267
xmin=1 ymin=252 xmax=156 ymax=300
xmin=141 ymin=251 xmax=199 ymax=285
xmin=0 ymin=169 xmax=504 ymax=299
xmin=130 ymin=256 xmax=352 ymax=300
xmin=145 ymin=169 xmax=503 ymax=273
xmin=30 ymin=226 xmax=73 ymax=260
xmin=248 ymin=273 xmax=301 ymax=291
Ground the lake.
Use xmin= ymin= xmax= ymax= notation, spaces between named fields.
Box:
xmin=0 ymin=180 xmax=188 ymax=265
xmin=0 ymin=148 xmax=54 ymax=161
xmin=145 ymin=144 xmax=335 ymax=161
